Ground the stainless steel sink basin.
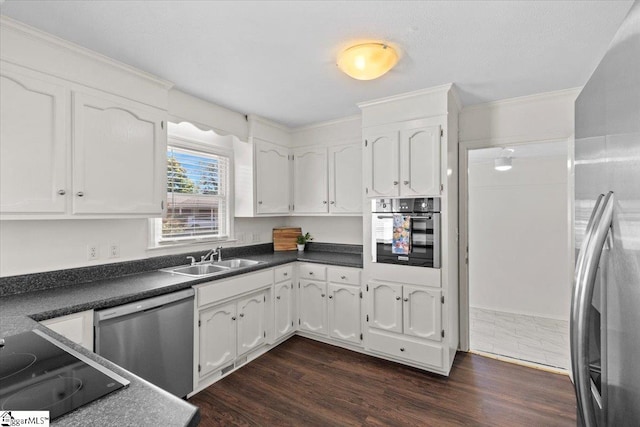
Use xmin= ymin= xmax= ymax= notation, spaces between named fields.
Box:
xmin=160 ymin=258 xmax=264 ymax=278
xmin=213 ymin=259 xmax=263 ymax=268
xmin=165 ymin=264 xmax=230 ymax=277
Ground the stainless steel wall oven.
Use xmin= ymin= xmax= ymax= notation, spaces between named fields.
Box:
xmin=372 ymin=198 xmax=441 ymax=268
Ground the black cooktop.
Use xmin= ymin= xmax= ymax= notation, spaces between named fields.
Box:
xmin=0 ymin=330 xmax=128 ymax=420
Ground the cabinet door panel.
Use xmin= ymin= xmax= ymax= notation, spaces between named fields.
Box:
xmin=237 ymin=292 xmax=266 ymax=357
xmin=400 ymin=125 xmax=441 ymax=196
xmin=72 ymin=92 xmax=164 ymax=215
xmin=299 ymin=280 xmax=327 ymax=334
xmin=329 ymin=144 xmax=362 ymax=213
xmin=328 ymin=283 xmax=361 ymax=344
xmin=368 ymin=282 xmax=402 ymax=333
xmin=274 ymin=281 xmax=294 ymax=339
xmin=403 ymin=285 xmax=442 ymax=341
xmin=365 ymin=132 xmax=399 ymax=197
xmin=0 ymin=69 xmax=67 ymax=213
xmin=293 ymin=147 xmax=328 ymax=213
xmin=199 ymin=302 xmax=236 ymax=378
xmin=255 ymin=141 xmax=290 ymax=214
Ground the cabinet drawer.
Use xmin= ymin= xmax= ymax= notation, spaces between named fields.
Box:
xmin=328 ymin=267 xmax=360 ymax=285
xmin=368 ymin=330 xmax=443 ymax=369
xmin=298 ymin=263 xmax=326 ymax=281
xmin=197 ymin=269 xmax=273 ymax=308
xmin=274 ymin=264 xmax=294 ymax=283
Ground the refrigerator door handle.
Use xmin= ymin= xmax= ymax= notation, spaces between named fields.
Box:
xmin=575 ymin=194 xmax=605 ymax=278
xmin=571 ymin=191 xmax=614 ymax=427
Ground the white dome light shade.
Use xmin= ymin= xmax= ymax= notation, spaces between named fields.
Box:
xmin=494 ymin=156 xmax=512 ymax=171
xmin=337 ymin=43 xmax=399 ymax=80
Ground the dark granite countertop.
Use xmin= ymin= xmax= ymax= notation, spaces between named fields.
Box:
xmin=0 ymin=243 xmax=362 ymax=426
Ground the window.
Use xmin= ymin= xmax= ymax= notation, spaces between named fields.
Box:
xmin=161 ymin=145 xmax=229 ymax=242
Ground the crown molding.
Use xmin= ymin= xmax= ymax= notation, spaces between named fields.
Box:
xmin=357 ymin=83 xmax=454 ymax=109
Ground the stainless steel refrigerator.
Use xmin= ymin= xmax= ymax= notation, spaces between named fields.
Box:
xmin=571 ymin=1 xmax=640 ymax=426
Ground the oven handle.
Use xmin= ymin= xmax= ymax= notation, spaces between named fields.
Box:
xmin=570 ymin=191 xmax=613 ymax=427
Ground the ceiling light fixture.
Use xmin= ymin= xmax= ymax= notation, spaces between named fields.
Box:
xmin=337 ymin=43 xmax=398 ymax=81
xmin=494 ymin=148 xmax=514 ymax=171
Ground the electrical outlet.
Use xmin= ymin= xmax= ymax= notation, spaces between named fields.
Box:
xmin=109 ymin=244 xmax=120 ymax=258
xmin=87 ymin=245 xmax=99 ymax=261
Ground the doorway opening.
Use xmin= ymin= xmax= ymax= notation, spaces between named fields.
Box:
xmin=464 ymin=140 xmax=571 ymax=370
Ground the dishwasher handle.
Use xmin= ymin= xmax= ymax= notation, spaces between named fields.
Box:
xmin=95 ymin=288 xmax=195 ymax=322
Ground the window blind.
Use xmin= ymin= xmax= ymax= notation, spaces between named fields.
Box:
xmin=162 ymin=146 xmax=228 ymax=240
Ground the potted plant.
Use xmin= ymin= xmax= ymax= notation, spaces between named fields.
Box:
xmin=296 ymin=232 xmax=313 ymax=252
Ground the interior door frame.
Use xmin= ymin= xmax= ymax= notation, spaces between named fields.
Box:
xmin=458 ymin=137 xmax=573 ymax=352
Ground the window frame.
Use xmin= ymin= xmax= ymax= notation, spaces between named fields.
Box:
xmin=150 ymin=131 xmax=235 ymax=248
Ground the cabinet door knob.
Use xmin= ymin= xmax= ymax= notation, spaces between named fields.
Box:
xmin=340 ymin=275 xmax=346 ymax=280
xmin=232 ymin=316 xmax=236 ymax=321
xmin=283 ymin=272 xmax=288 ymax=276
xmin=403 ymin=298 xmax=409 ymax=302
xmin=393 ymin=181 xmax=399 ymax=186
xmin=396 ymin=296 xmax=401 ymax=300
xmin=57 ymin=189 xmax=66 ymax=195
xmin=309 ymin=271 xmax=314 ymax=275
xmin=330 ymin=201 xmax=335 ymax=205
xmin=258 ymin=200 xmax=263 ymax=204
xmin=403 ymin=180 xmax=410 ymax=185
xmin=323 ymin=201 xmax=327 ymax=204
xmin=239 ymin=313 xmax=244 ymax=318
xmin=328 ymin=295 xmax=333 ymax=299
xmin=321 ymin=294 xmax=325 ymax=298
xmin=76 ymin=191 xmax=84 ymax=197
xmin=400 ymin=347 xmax=405 ymax=352
xmin=276 ymin=296 xmax=281 ymax=300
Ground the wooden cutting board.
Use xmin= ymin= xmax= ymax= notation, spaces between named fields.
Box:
xmin=273 ymin=227 xmax=302 ymax=251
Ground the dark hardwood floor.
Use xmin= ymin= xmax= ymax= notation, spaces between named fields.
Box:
xmin=189 ymin=336 xmax=577 ymax=426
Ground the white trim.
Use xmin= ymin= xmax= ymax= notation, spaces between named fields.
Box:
xmin=357 ymin=83 xmax=454 ymax=108
xmin=290 ymin=114 xmax=361 ymax=133
xmin=247 ymin=113 xmax=291 ymax=132
xmin=0 ymin=16 xmax=174 ymax=89
xmin=461 ymin=87 xmax=581 ymax=112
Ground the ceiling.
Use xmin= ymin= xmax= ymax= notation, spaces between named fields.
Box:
xmin=0 ymin=1 xmax=633 ymax=128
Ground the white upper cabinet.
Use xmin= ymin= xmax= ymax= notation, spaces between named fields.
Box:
xmin=72 ymin=92 xmax=165 ymax=215
xmin=328 ymin=144 xmax=362 ymax=213
xmin=0 ymin=66 xmax=68 ymax=214
xmin=364 ymin=130 xmax=400 ymax=197
xmin=364 ymin=123 xmax=441 ymax=198
xmin=1 ymin=23 xmax=171 ymax=219
xmin=292 ymin=146 xmax=328 ymax=213
xmin=255 ymin=140 xmax=291 ymax=215
xmin=400 ymin=125 xmax=441 ymax=197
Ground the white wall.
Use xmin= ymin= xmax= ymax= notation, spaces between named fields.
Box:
xmin=468 ymin=152 xmax=570 ymax=319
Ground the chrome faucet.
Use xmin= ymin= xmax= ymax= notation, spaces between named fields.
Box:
xmin=201 ymin=246 xmax=224 ymax=263
xmin=186 ymin=256 xmax=196 ymax=266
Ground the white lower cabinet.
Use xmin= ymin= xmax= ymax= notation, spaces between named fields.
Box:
xmin=367 ymin=280 xmax=443 ymax=369
xmin=328 ymin=283 xmax=361 ymax=344
xmin=198 ymin=301 xmax=237 ymax=379
xmin=298 ymin=279 xmax=327 ymax=335
xmin=298 ymin=264 xmax=362 ymax=346
xmin=236 ymin=291 xmax=267 ymax=357
xmin=194 ymin=269 xmax=272 ymax=389
xmin=273 ymin=264 xmax=295 ymax=341
xmin=40 ymin=310 xmax=94 ymax=351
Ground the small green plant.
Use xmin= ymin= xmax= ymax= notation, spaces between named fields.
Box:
xmin=297 ymin=232 xmax=313 ymax=245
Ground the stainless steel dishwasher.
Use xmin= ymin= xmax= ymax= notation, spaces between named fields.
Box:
xmin=94 ymin=288 xmax=194 ymax=398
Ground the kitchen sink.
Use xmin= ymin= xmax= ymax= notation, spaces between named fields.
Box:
xmin=213 ymin=259 xmax=263 ymax=268
xmin=160 ymin=258 xmax=264 ymax=278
